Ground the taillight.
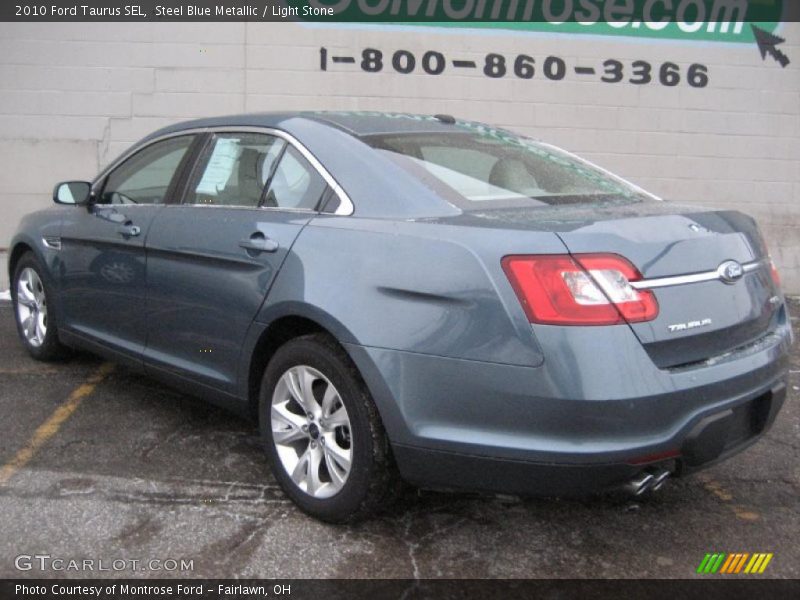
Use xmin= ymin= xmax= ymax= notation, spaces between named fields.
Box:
xmin=769 ymin=258 xmax=781 ymax=288
xmin=501 ymin=253 xmax=658 ymax=326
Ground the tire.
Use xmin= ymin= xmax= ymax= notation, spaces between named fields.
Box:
xmin=259 ymin=333 xmax=401 ymax=523
xmin=11 ymin=252 xmax=69 ymax=361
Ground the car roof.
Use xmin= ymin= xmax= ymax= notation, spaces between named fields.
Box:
xmin=142 ymin=111 xmax=467 ymax=142
xmin=302 ymin=112 xmax=464 ymax=136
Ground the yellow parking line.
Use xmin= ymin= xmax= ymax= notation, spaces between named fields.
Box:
xmin=0 ymin=362 xmax=114 ymax=486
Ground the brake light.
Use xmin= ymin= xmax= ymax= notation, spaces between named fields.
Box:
xmin=501 ymin=254 xmax=659 ymax=326
xmin=769 ymin=258 xmax=781 ymax=288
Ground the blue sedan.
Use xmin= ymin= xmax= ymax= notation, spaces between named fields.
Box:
xmin=8 ymin=112 xmax=792 ymax=522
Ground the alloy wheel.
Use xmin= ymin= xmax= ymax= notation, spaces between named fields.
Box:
xmin=271 ymin=365 xmax=353 ymax=499
xmin=16 ymin=267 xmax=48 ymax=348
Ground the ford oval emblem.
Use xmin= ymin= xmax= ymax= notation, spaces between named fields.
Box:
xmin=718 ymin=260 xmax=744 ymax=284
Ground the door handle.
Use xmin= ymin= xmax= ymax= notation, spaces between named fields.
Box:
xmin=117 ymin=223 xmax=141 ymax=237
xmin=239 ymin=233 xmax=279 ymax=254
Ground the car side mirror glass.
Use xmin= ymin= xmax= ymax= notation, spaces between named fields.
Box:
xmin=54 ymin=181 xmax=92 ymax=206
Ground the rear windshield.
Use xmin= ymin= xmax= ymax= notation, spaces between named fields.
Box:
xmin=364 ymin=129 xmax=656 ymax=209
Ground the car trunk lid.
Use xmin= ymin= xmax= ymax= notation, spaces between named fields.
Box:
xmin=552 ymin=207 xmax=780 ymax=369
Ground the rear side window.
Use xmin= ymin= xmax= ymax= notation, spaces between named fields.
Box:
xmin=262 ymin=146 xmax=327 ymax=211
xmin=100 ymin=135 xmax=194 ymax=205
xmin=365 ymin=129 xmax=656 ymax=209
xmin=185 ymin=133 xmax=327 ymax=211
xmin=186 ymin=133 xmax=286 ymax=207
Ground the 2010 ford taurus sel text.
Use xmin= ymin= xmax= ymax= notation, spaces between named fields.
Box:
xmin=9 ymin=112 xmax=793 ymax=522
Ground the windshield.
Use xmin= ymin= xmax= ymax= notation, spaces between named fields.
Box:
xmin=364 ymin=128 xmax=657 ymax=209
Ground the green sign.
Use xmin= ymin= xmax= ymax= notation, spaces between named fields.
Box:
xmin=292 ymin=0 xmax=784 ymax=44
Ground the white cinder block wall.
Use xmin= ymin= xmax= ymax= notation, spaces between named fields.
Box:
xmin=1 ymin=22 xmax=798 ymax=291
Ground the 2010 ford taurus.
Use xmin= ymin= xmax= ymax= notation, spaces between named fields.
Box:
xmin=8 ymin=112 xmax=792 ymax=522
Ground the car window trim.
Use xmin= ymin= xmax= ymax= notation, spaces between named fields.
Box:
xmin=258 ymin=140 xmax=289 ymax=208
xmin=94 ymin=126 xmax=354 ymax=216
xmin=167 ymin=133 xmax=212 ymax=206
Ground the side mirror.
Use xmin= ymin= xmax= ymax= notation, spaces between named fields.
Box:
xmin=53 ymin=181 xmax=92 ymax=206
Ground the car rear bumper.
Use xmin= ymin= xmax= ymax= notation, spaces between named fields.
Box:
xmin=343 ymin=322 xmax=792 ymax=496
xmin=391 ymin=379 xmax=786 ymax=496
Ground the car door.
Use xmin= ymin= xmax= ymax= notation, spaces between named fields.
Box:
xmin=144 ymin=131 xmax=329 ymax=394
xmin=58 ymin=134 xmax=199 ymax=360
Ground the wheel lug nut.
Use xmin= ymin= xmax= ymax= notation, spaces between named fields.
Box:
xmin=301 ymin=424 xmax=308 ymax=431
xmin=310 ymin=442 xmax=317 ymax=449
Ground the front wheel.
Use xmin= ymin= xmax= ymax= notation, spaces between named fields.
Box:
xmin=12 ymin=252 xmax=69 ymax=361
xmin=259 ymin=334 xmax=400 ymax=522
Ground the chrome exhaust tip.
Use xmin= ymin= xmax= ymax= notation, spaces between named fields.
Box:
xmin=650 ymin=469 xmax=671 ymax=492
xmin=625 ymin=473 xmax=655 ymax=496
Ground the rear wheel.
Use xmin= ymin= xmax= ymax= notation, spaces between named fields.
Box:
xmin=12 ymin=252 xmax=68 ymax=361
xmin=259 ymin=334 xmax=400 ymax=522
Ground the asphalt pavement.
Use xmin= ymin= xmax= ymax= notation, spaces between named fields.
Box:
xmin=0 ymin=299 xmax=798 ymax=579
